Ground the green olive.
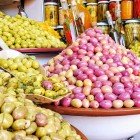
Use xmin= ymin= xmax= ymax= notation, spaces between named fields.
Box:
xmin=35 ymin=127 xmax=47 ymax=138
xmin=0 ymin=113 xmax=13 ymax=129
xmin=66 ymin=136 xmax=75 ymax=140
xmin=45 ymin=124 xmax=56 ymax=135
xmin=13 ymin=130 xmax=26 ymax=138
xmin=0 ymin=130 xmax=12 ymax=140
xmin=50 ymin=133 xmax=64 ymax=140
xmin=40 ymin=136 xmax=51 ymax=140
xmin=12 ymin=119 xmax=30 ymax=131
xmin=24 ymin=135 xmax=39 ymax=140
xmin=12 ymin=106 xmax=28 ymax=120
xmin=1 ymin=102 xmax=15 ymax=113
xmin=26 ymin=122 xmax=37 ymax=135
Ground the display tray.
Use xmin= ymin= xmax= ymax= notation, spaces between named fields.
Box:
xmin=14 ymin=48 xmax=64 ymax=53
xmin=71 ymin=125 xmax=88 ymax=140
xmin=43 ymin=105 xmax=140 ymax=116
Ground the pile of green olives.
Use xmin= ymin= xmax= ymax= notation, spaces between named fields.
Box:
xmin=0 ymin=88 xmax=82 ymax=140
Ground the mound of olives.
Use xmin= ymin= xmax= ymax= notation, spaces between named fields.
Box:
xmin=0 ymin=91 xmax=82 ymax=140
xmin=0 ymin=57 xmax=69 ymax=99
xmin=0 ymin=13 xmax=66 ymax=49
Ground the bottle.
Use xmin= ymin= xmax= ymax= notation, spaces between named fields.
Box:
xmin=60 ymin=0 xmax=77 ymax=45
xmin=75 ymin=0 xmax=92 ymax=29
xmin=115 ymin=2 xmax=125 ymax=46
xmin=70 ymin=0 xmax=85 ymax=36
xmin=106 ymin=11 xmax=119 ymax=44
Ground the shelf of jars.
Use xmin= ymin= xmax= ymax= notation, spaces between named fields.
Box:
xmin=44 ymin=0 xmax=140 ymax=57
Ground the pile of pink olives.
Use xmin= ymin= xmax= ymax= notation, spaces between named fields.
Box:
xmin=44 ymin=27 xmax=140 ymax=109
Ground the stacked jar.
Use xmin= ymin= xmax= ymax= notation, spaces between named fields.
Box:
xmin=109 ymin=0 xmax=121 ymax=21
xmin=86 ymin=2 xmax=98 ymax=26
xmin=133 ymin=0 xmax=140 ymax=19
xmin=125 ymin=20 xmax=140 ymax=47
xmin=97 ymin=1 xmax=109 ymax=22
xmin=44 ymin=0 xmax=59 ymax=27
xmin=121 ymin=0 xmax=133 ymax=20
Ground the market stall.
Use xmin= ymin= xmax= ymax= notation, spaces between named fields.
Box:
xmin=0 ymin=0 xmax=140 ymax=140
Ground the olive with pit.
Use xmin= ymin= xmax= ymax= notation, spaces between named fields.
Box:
xmin=24 ymin=135 xmax=39 ymax=140
xmin=50 ymin=133 xmax=64 ymax=140
xmin=0 ymin=130 xmax=12 ymax=140
xmin=12 ymin=106 xmax=28 ymax=120
xmin=40 ymin=136 xmax=51 ymax=140
xmin=35 ymin=127 xmax=48 ymax=138
xmin=13 ymin=130 xmax=26 ymax=138
xmin=26 ymin=122 xmax=37 ymax=135
xmin=0 ymin=113 xmax=13 ymax=129
xmin=12 ymin=119 xmax=30 ymax=131
xmin=1 ymin=102 xmax=15 ymax=113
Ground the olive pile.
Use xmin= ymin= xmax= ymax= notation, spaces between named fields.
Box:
xmin=0 ymin=57 xmax=69 ymax=99
xmin=0 ymin=13 xmax=66 ymax=49
xmin=0 ymin=89 xmax=82 ymax=140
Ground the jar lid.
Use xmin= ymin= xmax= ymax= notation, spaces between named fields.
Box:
xmin=44 ymin=0 xmax=58 ymax=2
xmin=98 ymin=1 xmax=109 ymax=4
xmin=57 ymin=25 xmax=64 ymax=29
xmin=109 ymin=0 xmax=121 ymax=2
xmin=125 ymin=20 xmax=140 ymax=24
xmin=86 ymin=2 xmax=97 ymax=5
xmin=44 ymin=2 xmax=58 ymax=6
xmin=97 ymin=22 xmax=108 ymax=26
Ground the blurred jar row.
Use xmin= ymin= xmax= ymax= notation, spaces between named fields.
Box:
xmin=44 ymin=0 xmax=140 ymax=27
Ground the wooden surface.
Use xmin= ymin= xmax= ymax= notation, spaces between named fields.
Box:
xmin=71 ymin=125 xmax=88 ymax=140
xmin=43 ymin=105 xmax=140 ymax=116
xmin=15 ymin=48 xmax=64 ymax=53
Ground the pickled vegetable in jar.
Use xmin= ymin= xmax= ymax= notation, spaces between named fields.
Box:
xmin=125 ymin=20 xmax=140 ymax=47
xmin=97 ymin=22 xmax=109 ymax=34
xmin=121 ymin=0 xmax=133 ymax=20
xmin=45 ymin=2 xmax=58 ymax=27
xmin=109 ymin=0 xmax=121 ymax=21
xmin=97 ymin=1 xmax=109 ymax=22
xmin=86 ymin=3 xmax=97 ymax=26
xmin=133 ymin=0 xmax=140 ymax=19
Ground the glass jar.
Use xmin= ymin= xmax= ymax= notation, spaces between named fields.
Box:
xmin=97 ymin=1 xmax=109 ymax=22
xmin=86 ymin=3 xmax=97 ymax=26
xmin=133 ymin=0 xmax=140 ymax=19
xmin=97 ymin=22 xmax=109 ymax=34
xmin=45 ymin=2 xmax=58 ymax=27
xmin=83 ymin=0 xmax=87 ymax=7
xmin=87 ymin=0 xmax=97 ymax=3
xmin=57 ymin=25 xmax=66 ymax=43
xmin=59 ymin=7 xmax=64 ymax=25
xmin=121 ymin=0 xmax=133 ymax=20
xmin=109 ymin=0 xmax=121 ymax=21
xmin=125 ymin=20 xmax=140 ymax=47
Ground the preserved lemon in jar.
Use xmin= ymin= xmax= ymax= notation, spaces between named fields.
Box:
xmin=45 ymin=2 xmax=58 ymax=27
